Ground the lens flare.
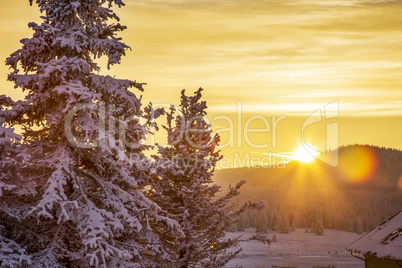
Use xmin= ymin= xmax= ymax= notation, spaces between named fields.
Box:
xmin=339 ymin=146 xmax=379 ymax=184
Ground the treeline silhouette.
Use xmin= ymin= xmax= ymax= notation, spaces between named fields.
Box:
xmin=214 ymin=145 xmax=402 ymax=234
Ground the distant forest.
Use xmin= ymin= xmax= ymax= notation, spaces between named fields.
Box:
xmin=214 ymin=145 xmax=402 ymax=234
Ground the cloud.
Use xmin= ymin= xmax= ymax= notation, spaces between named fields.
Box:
xmin=2 ymin=0 xmax=401 ymax=116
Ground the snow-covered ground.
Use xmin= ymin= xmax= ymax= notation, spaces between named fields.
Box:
xmin=225 ymin=228 xmax=364 ymax=268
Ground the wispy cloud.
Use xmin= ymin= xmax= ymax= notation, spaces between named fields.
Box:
xmin=115 ymin=0 xmax=402 ymax=116
xmin=1 ymin=0 xmax=401 ymax=116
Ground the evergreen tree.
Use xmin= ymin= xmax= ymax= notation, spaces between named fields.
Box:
xmin=272 ymin=234 xmax=277 ymax=242
xmin=255 ymin=212 xmax=269 ymax=234
xmin=0 ymin=0 xmax=179 ymax=266
xmin=238 ymin=212 xmax=250 ymax=230
xmin=271 ymin=210 xmax=281 ymax=232
xmin=149 ymin=88 xmax=260 ymax=267
xmin=226 ymin=223 xmax=238 ymax=233
xmin=355 ymin=216 xmax=363 ymax=234
xmin=236 ymin=217 xmax=245 ymax=232
xmin=315 ymin=217 xmax=325 ymax=236
xmin=0 ymin=96 xmax=23 ymax=197
xmin=346 ymin=218 xmax=355 ymax=232
xmin=0 ymin=96 xmax=33 ymax=267
xmin=290 ymin=221 xmax=296 ymax=232
xmin=249 ymin=210 xmax=258 ymax=229
xmin=279 ymin=214 xmax=290 ymax=234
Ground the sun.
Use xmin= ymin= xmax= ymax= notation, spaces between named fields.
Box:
xmin=294 ymin=145 xmax=319 ymax=163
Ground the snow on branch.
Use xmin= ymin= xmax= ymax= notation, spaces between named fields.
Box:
xmin=0 ymin=235 xmax=32 ymax=267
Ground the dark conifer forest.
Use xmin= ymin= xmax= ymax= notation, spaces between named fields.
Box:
xmin=215 ymin=145 xmax=402 ymax=234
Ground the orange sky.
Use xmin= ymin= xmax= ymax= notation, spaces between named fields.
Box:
xmin=1 ymin=0 xmax=402 ymax=167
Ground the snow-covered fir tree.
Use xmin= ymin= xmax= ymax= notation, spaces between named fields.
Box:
xmin=149 ymin=88 xmax=261 ymax=267
xmin=315 ymin=216 xmax=325 ymax=236
xmin=0 ymin=97 xmax=33 ymax=268
xmin=0 ymin=96 xmax=23 ymax=197
xmin=0 ymin=0 xmax=180 ymax=267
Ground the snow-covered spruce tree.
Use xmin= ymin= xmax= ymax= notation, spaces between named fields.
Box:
xmin=0 ymin=97 xmax=33 ymax=268
xmin=149 ymin=88 xmax=261 ymax=267
xmin=0 ymin=96 xmax=22 ymax=197
xmin=1 ymin=0 xmax=180 ymax=267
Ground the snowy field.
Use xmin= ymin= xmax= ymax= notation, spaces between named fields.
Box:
xmin=225 ymin=228 xmax=364 ymax=268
